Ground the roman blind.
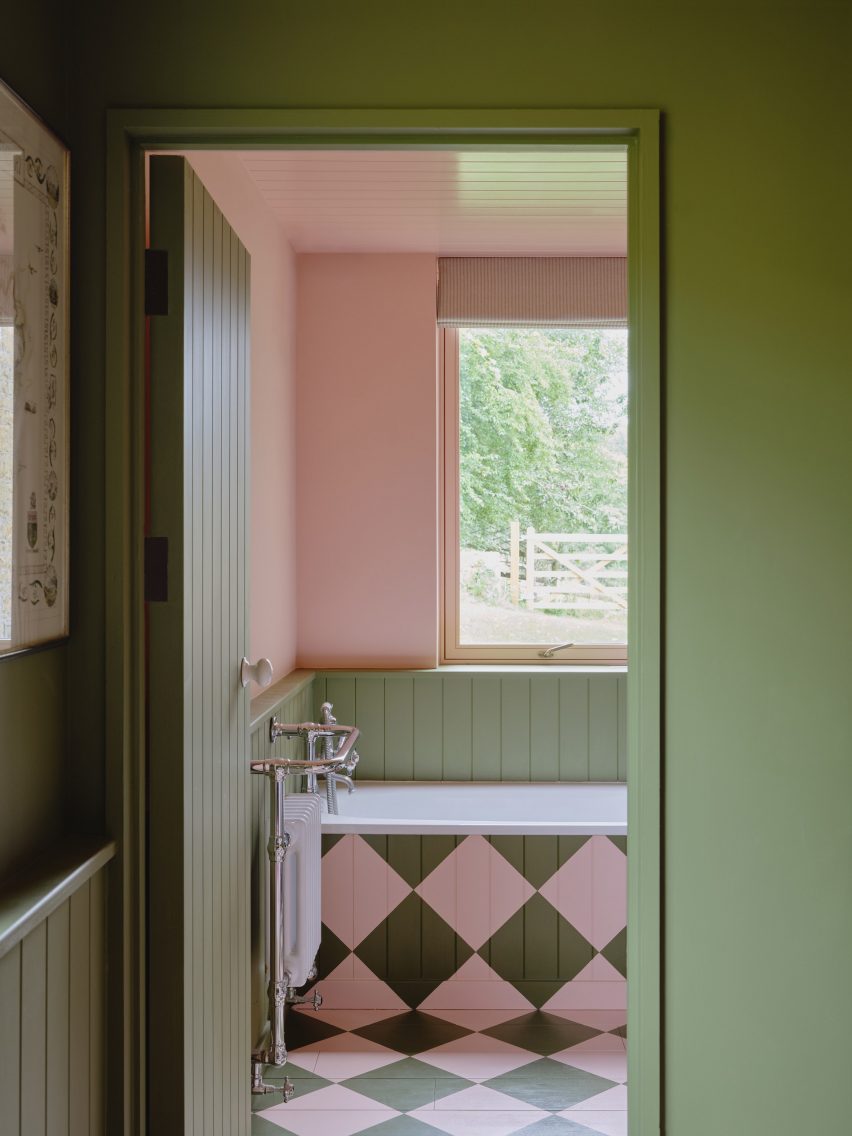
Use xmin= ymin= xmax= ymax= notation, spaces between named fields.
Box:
xmin=437 ymin=256 xmax=627 ymax=328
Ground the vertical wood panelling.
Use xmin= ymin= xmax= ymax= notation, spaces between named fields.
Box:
xmin=413 ymin=674 xmax=443 ymax=780
xmin=559 ymin=676 xmax=590 ymax=780
xmin=46 ymin=903 xmax=70 ymax=1136
xmin=311 ymin=671 xmax=625 ymax=782
xmin=353 ymin=675 xmax=385 ymax=779
xmin=530 ymin=677 xmax=560 ymax=781
xmin=442 ymin=675 xmax=472 ymax=780
xmin=0 ymin=867 xmax=107 ymax=1136
xmin=20 ymin=919 xmax=47 ymax=1136
xmin=325 ymin=676 xmax=357 ymax=739
xmin=471 ymin=676 xmax=502 ymax=780
xmin=68 ymin=884 xmax=91 ymax=1136
xmin=500 ymin=677 xmax=531 ymax=780
xmin=89 ymin=870 xmax=104 ymax=1136
xmin=0 ymin=943 xmax=21 ymax=1135
xmin=589 ymin=676 xmax=619 ymax=781
xmin=384 ymin=675 xmax=414 ymax=779
xmin=148 ymin=159 xmax=251 ymax=1136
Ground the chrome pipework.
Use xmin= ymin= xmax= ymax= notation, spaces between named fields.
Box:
xmin=251 ymin=1059 xmax=293 ymax=1101
xmin=265 ymin=719 xmax=361 ymax=772
xmin=318 ymin=701 xmax=360 ymax=814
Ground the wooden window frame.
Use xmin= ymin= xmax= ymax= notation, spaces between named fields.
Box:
xmin=441 ymin=325 xmax=629 ymax=666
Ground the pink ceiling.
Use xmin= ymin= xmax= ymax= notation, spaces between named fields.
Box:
xmin=237 ymin=149 xmax=627 ymax=255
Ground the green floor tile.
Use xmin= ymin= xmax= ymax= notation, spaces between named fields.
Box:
xmin=353 ymin=1011 xmax=470 ymax=1054
xmin=252 ymin=1112 xmax=295 ymax=1135
xmin=514 ymin=1116 xmax=607 ymax=1135
xmin=482 ymin=1012 xmax=600 ymax=1055
xmin=354 ymin=1057 xmax=460 ymax=1081
xmin=361 ymin=1116 xmax=449 ymax=1136
xmin=484 ymin=1057 xmax=617 ymax=1111
xmin=341 ymin=1076 xmax=440 ymax=1110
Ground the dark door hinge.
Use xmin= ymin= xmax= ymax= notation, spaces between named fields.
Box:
xmin=144 ymin=249 xmax=168 ymax=316
xmin=144 ymin=536 xmax=169 ymax=602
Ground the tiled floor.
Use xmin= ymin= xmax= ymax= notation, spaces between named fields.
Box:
xmin=253 ymin=1006 xmax=627 ymax=1136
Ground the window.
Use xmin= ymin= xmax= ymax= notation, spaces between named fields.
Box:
xmin=440 ymin=258 xmax=628 ymax=665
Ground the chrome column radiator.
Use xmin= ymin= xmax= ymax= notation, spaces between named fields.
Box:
xmin=281 ymin=794 xmax=322 ymax=989
xmin=249 ymin=719 xmax=360 ymax=1099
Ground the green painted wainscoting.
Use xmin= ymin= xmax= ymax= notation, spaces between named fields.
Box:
xmin=0 ymin=849 xmax=110 ymax=1136
xmin=313 ymin=670 xmax=627 ymax=782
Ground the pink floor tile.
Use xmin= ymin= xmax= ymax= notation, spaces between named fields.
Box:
xmin=266 ymin=1084 xmax=399 ymax=1112
xmin=567 ymin=1085 xmax=628 ymax=1111
xmin=409 ymin=1107 xmax=548 ymax=1136
xmin=283 ymin=1047 xmax=319 ymax=1073
xmin=416 ymin=1033 xmax=539 ymax=1082
xmin=559 ymin=1111 xmax=628 ymax=1136
xmin=258 ymin=1105 xmax=399 ymax=1136
xmin=550 ymin=1050 xmax=627 ymax=1082
xmin=433 ymin=1085 xmax=542 ymax=1111
xmin=303 ymin=1034 xmax=402 ymax=1081
xmin=552 ymin=1033 xmax=626 ymax=1056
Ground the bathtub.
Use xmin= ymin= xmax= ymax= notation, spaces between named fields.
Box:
xmin=320 ymin=780 xmax=626 ymax=836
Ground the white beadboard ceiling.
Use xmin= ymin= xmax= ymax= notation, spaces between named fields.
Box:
xmin=238 ymin=148 xmax=627 ymax=255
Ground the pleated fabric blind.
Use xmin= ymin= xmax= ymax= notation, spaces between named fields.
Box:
xmin=437 ymin=256 xmax=627 ymax=328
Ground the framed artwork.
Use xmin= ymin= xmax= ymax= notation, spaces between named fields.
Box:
xmin=0 ymin=79 xmax=69 ymax=657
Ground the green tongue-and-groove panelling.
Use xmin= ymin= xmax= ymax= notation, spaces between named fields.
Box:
xmin=313 ymin=670 xmax=626 ymax=782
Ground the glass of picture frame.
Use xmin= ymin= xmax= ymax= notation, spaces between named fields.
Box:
xmin=0 ymin=78 xmax=69 ymax=657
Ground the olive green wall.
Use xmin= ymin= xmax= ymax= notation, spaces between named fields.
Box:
xmin=8 ymin=0 xmax=851 ymax=1131
xmin=0 ymin=6 xmax=70 ymax=880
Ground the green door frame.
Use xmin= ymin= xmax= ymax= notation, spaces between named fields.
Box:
xmin=104 ymin=108 xmax=661 ymax=1136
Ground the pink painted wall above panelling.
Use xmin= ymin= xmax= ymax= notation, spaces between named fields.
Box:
xmin=295 ymin=254 xmax=439 ymax=668
xmin=185 ymin=153 xmax=298 ymax=685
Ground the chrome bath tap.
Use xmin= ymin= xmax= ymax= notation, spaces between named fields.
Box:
xmin=319 ymin=701 xmax=359 ymax=815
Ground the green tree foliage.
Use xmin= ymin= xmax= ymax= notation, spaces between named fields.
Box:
xmin=459 ymin=328 xmax=627 ymax=553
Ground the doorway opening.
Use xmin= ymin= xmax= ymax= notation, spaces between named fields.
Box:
xmin=111 ymin=110 xmax=658 ymax=1136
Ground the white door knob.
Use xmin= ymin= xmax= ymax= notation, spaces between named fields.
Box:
xmin=240 ymin=657 xmax=274 ymax=689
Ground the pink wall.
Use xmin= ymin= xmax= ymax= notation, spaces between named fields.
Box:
xmin=186 ymin=153 xmax=298 ymax=686
xmin=295 ymin=254 xmax=439 ymax=668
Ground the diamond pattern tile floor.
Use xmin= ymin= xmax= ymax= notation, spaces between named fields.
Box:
xmin=253 ymin=1009 xmax=626 ymax=1136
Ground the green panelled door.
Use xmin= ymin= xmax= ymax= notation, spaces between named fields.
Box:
xmin=147 ymin=156 xmax=251 ymax=1136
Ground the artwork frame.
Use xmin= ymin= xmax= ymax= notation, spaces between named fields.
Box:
xmin=0 ymin=78 xmax=69 ymax=658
